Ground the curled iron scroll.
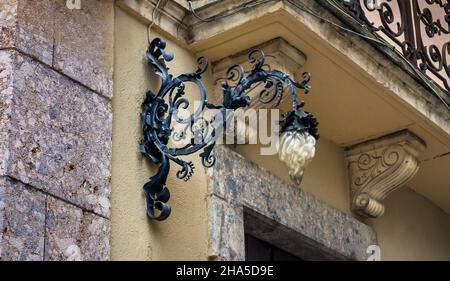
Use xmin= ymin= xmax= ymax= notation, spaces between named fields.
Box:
xmin=140 ymin=38 xmax=317 ymax=220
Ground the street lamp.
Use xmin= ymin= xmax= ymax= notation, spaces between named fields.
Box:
xmin=140 ymin=38 xmax=319 ymax=220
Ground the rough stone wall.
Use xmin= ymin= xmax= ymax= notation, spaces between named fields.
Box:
xmin=0 ymin=0 xmax=113 ymax=260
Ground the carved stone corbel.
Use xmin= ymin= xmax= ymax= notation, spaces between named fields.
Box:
xmin=345 ymin=130 xmax=426 ymax=218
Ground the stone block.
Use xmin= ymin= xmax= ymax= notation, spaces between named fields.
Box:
xmin=207 ymin=195 xmax=245 ymax=261
xmin=44 ymin=196 xmax=109 ymax=261
xmin=0 ymin=177 xmax=46 ymax=261
xmin=0 ymin=0 xmax=114 ymax=97
xmin=53 ymin=0 xmax=114 ymax=98
xmin=0 ymin=50 xmax=112 ymax=217
xmin=0 ymin=0 xmax=17 ymax=48
xmin=0 ymin=0 xmax=55 ymax=65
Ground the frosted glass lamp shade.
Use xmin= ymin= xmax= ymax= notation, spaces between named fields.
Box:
xmin=278 ymin=131 xmax=316 ymax=184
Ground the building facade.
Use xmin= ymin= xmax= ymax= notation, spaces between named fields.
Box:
xmin=0 ymin=0 xmax=449 ymax=261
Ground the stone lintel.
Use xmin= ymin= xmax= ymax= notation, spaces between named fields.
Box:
xmin=207 ymin=145 xmax=377 ymax=261
xmin=346 ymin=130 xmax=426 ymax=218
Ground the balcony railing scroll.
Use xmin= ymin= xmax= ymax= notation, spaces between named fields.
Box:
xmin=337 ymin=0 xmax=449 ymax=97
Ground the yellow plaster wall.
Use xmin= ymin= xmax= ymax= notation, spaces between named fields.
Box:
xmin=367 ymin=187 xmax=450 ymax=261
xmin=111 ymin=7 xmax=211 ymax=260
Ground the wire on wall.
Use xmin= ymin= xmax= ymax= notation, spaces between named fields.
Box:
xmin=187 ymin=0 xmax=277 ymax=23
xmin=148 ymin=0 xmax=164 ymax=43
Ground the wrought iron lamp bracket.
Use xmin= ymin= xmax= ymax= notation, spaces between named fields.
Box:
xmin=140 ymin=38 xmax=318 ymax=220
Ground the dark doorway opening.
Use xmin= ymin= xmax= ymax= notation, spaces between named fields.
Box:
xmin=245 ymin=234 xmax=303 ymax=261
xmin=244 ymin=208 xmax=347 ymax=261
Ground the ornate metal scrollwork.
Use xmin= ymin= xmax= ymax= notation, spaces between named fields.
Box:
xmin=140 ymin=38 xmax=317 ymax=220
xmin=337 ymin=0 xmax=450 ymax=96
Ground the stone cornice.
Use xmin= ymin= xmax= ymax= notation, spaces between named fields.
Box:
xmin=116 ymin=0 xmax=190 ymax=43
xmin=116 ymin=0 xmax=284 ymax=44
xmin=346 ymin=130 xmax=426 ymax=218
xmin=115 ymin=0 xmax=275 ymax=44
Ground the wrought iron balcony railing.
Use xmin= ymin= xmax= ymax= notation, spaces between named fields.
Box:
xmin=336 ymin=0 xmax=449 ymax=97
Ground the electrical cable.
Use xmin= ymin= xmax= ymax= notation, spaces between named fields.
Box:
xmin=187 ymin=0 xmax=277 ymax=23
xmin=290 ymin=0 xmax=394 ymax=48
xmin=148 ymin=0 xmax=164 ymax=43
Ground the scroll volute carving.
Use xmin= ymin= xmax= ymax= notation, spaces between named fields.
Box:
xmin=346 ymin=130 xmax=426 ymax=218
